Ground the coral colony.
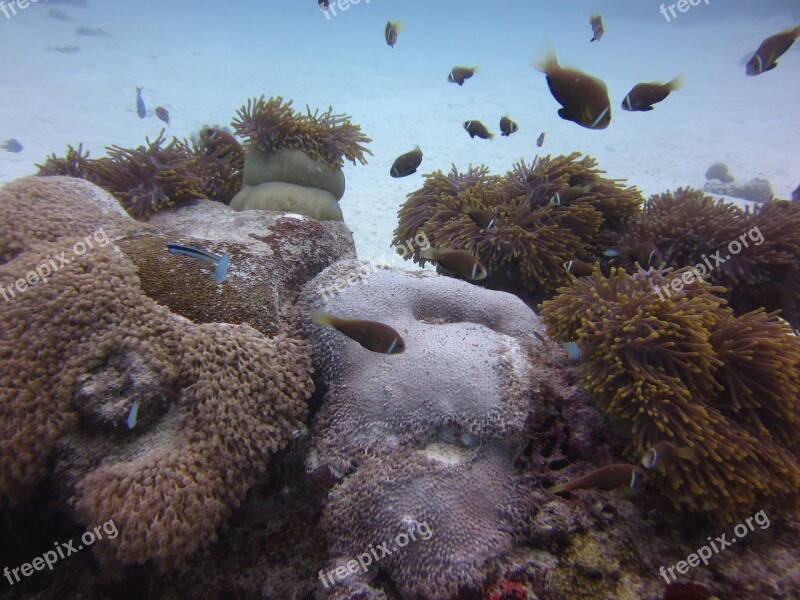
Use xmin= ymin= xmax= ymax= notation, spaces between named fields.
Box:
xmin=4 ymin=63 xmax=799 ymax=597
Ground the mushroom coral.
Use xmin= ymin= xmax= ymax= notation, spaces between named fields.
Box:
xmin=231 ymin=95 xmax=372 ymax=169
xmin=613 ymin=187 xmax=800 ymax=328
xmin=393 ymin=153 xmax=641 ymax=299
xmin=539 ymin=266 xmax=800 ymax=521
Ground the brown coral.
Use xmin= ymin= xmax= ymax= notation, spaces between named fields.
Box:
xmin=0 ymin=176 xmax=313 ymax=568
xmin=231 ymin=96 xmax=372 ymax=168
xmin=539 ymin=266 xmax=800 ymax=521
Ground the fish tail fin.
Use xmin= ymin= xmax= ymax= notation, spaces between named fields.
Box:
xmin=420 ymin=248 xmax=435 ymax=261
xmin=675 ymin=446 xmax=699 ymax=464
xmin=581 ymin=183 xmax=593 ymax=194
xmin=461 ymin=203 xmax=472 ymax=215
xmin=311 ymin=310 xmax=335 ymax=327
xmin=136 ymin=86 xmax=142 ymax=93
xmin=790 ymin=25 xmax=800 ymax=39
xmin=393 ymin=20 xmax=404 ymax=33
xmin=533 ymin=43 xmax=558 ymax=74
xmin=666 ymin=75 xmax=685 ymax=91
xmin=545 ymin=482 xmax=568 ymax=494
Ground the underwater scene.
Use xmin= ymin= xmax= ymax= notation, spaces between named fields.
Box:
xmin=1 ymin=0 xmax=800 ymax=598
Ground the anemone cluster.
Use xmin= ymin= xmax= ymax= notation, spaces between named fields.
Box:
xmin=539 ymin=266 xmax=800 ymax=521
xmin=613 ymin=187 xmax=800 ymax=328
xmin=231 ymin=95 xmax=372 ymax=168
xmin=393 ymin=152 xmax=642 ymax=300
xmin=37 ymin=129 xmax=243 ymax=219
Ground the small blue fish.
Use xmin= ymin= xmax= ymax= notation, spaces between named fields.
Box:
xmin=562 ymin=341 xmax=581 ymax=361
xmin=2 ymin=139 xmax=23 ymax=153
xmin=126 ymin=400 xmax=140 ymax=429
xmin=136 ymin=87 xmax=146 ymax=118
xmin=167 ymin=242 xmax=230 ymax=284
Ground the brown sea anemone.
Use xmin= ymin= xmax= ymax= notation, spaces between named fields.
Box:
xmin=539 ymin=266 xmax=800 ymax=521
xmin=36 ymin=143 xmax=103 ymax=182
xmin=231 ymin=96 xmax=372 ymax=168
xmin=190 ymin=127 xmax=245 ymax=205
xmin=392 ymin=153 xmax=642 ymax=300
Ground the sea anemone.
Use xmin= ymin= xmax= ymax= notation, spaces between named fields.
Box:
xmin=36 ymin=143 xmax=102 ymax=182
xmin=539 ymin=266 xmax=800 ymax=521
xmin=231 ymin=95 xmax=372 ymax=168
xmin=392 ymin=153 xmax=642 ymax=299
xmin=91 ymin=130 xmax=205 ymax=219
xmin=190 ymin=127 xmax=245 ymax=205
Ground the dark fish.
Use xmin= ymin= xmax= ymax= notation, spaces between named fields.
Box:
xmin=46 ymin=8 xmax=75 ymax=21
xmin=166 ymin=242 xmax=230 ymax=284
xmin=499 ymin=115 xmax=519 ymax=136
xmin=311 ymin=311 xmax=405 ymax=354
xmin=621 ymin=76 xmax=683 ymax=111
xmin=589 ymin=13 xmax=604 ymax=42
xmin=390 ymin=146 xmax=422 ymax=177
xmin=745 ymin=26 xmax=800 ymax=76
xmin=564 ymin=258 xmax=595 ymax=277
xmin=462 ymin=205 xmax=496 ymax=230
xmin=546 ymin=463 xmax=644 ymax=493
xmin=448 ymin=66 xmax=477 ymax=86
xmin=641 ymin=441 xmax=698 ymax=471
xmin=318 ymin=0 xmax=330 ymax=9
xmin=76 ymin=26 xmax=110 ymax=36
xmin=47 ymin=45 xmax=80 ymax=53
xmin=1 ymin=139 xmax=23 ymax=153
xmin=385 ymin=20 xmax=402 ymax=48
xmin=464 ymin=120 xmax=493 ymax=139
xmin=550 ymin=184 xmax=592 ymax=206
xmin=421 ymin=247 xmax=487 ymax=280
xmin=536 ymin=131 xmax=545 ymax=147
xmin=604 ymin=241 xmax=660 ymax=267
xmin=155 ymin=106 xmax=170 ymax=126
xmin=535 ymin=50 xmax=611 ymax=130
xmin=135 ymin=87 xmax=146 ymax=118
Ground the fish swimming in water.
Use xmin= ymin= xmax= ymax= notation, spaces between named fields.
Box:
xmin=641 ymin=441 xmax=698 ymax=471
xmin=499 ymin=115 xmax=519 ymax=136
xmin=135 ymin=87 xmax=146 ymax=118
xmin=536 ymin=131 xmax=545 ymax=147
xmin=448 ymin=66 xmax=478 ymax=86
xmin=551 ymin=184 xmax=592 ymax=206
xmin=166 ymin=242 xmax=230 ymax=284
xmin=385 ymin=20 xmax=403 ymax=47
xmin=311 ymin=310 xmax=405 ymax=354
xmin=589 ymin=13 xmax=604 ymax=42
xmin=604 ymin=241 xmax=660 ymax=268
xmin=464 ymin=120 xmax=493 ymax=139
xmin=561 ymin=341 xmax=581 ymax=361
xmin=47 ymin=8 xmax=74 ymax=21
xmin=390 ymin=146 xmax=422 ymax=177
xmin=564 ymin=258 xmax=595 ymax=277
xmin=76 ymin=26 xmax=111 ymax=36
xmin=745 ymin=25 xmax=800 ymax=76
xmin=535 ymin=49 xmax=611 ymax=130
xmin=546 ymin=463 xmax=644 ymax=494
xmin=126 ymin=400 xmax=140 ymax=429
xmin=462 ymin=205 xmax=496 ymax=230
xmin=621 ymin=76 xmax=684 ymax=111
xmin=1 ymin=139 xmax=23 ymax=153
xmin=421 ymin=247 xmax=488 ymax=280
xmin=155 ymin=106 xmax=170 ymax=126
xmin=318 ymin=0 xmax=330 ymax=9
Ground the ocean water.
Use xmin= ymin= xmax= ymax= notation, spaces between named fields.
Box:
xmin=0 ymin=0 xmax=798 ymax=266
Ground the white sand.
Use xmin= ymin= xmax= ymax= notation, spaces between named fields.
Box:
xmin=0 ymin=0 xmax=797 ymax=269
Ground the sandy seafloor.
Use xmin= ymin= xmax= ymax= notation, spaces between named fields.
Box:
xmin=0 ymin=0 xmax=798 ymax=269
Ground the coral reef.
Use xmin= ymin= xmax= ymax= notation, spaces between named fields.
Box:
xmin=539 ymin=266 xmax=800 ymax=521
xmin=614 ymin=187 xmax=800 ymax=328
xmin=0 ymin=176 xmax=315 ymax=569
xmin=291 ymin=260 xmax=559 ymax=598
xmin=231 ymin=96 xmax=371 ymax=169
xmin=392 ymin=153 xmax=642 ymax=301
xmin=704 ymin=176 xmax=774 ymax=204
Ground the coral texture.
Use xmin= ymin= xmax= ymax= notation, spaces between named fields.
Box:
xmin=539 ymin=266 xmax=800 ymax=521
xmin=392 ymin=153 xmax=642 ymax=301
xmin=292 ymin=261 xmax=560 ymax=598
xmin=0 ymin=176 xmax=313 ymax=568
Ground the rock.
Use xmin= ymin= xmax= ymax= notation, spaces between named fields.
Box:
xmin=231 ymin=181 xmax=343 ymax=221
xmin=703 ymin=176 xmax=774 ymax=203
xmin=705 ymin=162 xmax=734 ymax=183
